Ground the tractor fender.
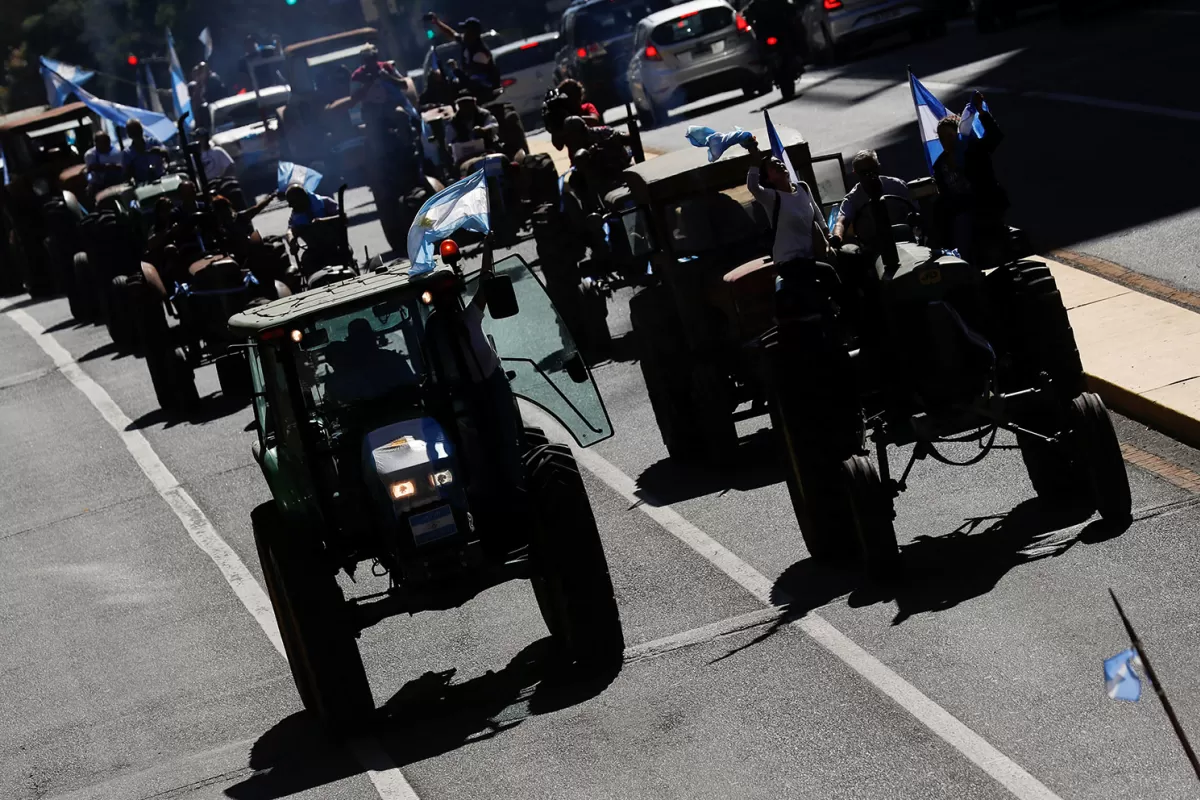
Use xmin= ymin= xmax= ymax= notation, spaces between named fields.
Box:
xmin=723 ymin=256 xmax=778 ymax=342
xmin=140 ymin=261 xmax=169 ymax=299
xmin=60 ymin=190 xmax=87 ymax=221
xmin=273 ymin=279 xmax=292 ymax=299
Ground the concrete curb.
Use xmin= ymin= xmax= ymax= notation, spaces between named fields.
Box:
xmin=1086 ymin=373 xmax=1200 ymax=452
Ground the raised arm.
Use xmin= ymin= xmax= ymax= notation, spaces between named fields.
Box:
xmin=425 ymin=13 xmax=459 ymax=42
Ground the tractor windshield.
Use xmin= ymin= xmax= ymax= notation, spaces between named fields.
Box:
xmin=661 ymin=184 xmax=766 ymax=257
xmin=291 ymin=296 xmax=427 ymax=413
xmin=464 ymin=254 xmax=613 ymax=447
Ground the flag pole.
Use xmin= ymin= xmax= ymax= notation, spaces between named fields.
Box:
xmin=1109 ymin=589 xmax=1200 ymax=781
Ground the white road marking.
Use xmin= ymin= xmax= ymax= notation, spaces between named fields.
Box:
xmin=1 ymin=301 xmax=419 ymax=800
xmin=524 ymin=405 xmax=1064 ymax=800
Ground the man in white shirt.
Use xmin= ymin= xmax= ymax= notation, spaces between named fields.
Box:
xmin=84 ymin=131 xmax=125 ymax=194
xmin=829 ymin=149 xmax=912 ymax=249
xmin=195 ymin=128 xmax=235 ymax=182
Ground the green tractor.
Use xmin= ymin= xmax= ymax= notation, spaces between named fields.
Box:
xmin=230 ymin=244 xmax=624 ymax=730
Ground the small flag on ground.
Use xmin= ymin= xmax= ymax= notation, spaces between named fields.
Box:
xmin=763 ymin=109 xmax=797 ymax=185
xmin=166 ymin=27 xmax=192 ymax=126
xmin=407 ymin=168 xmax=490 ymax=274
xmin=199 ymin=28 xmax=214 ymax=60
xmin=41 ymin=57 xmax=94 ymax=107
xmin=1103 ymin=647 xmax=1142 ymax=702
xmin=685 ymin=126 xmax=753 ymax=163
xmin=277 ymin=161 xmax=323 ymax=194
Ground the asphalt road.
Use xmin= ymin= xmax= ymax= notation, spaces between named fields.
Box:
xmin=7 ymin=4 xmax=1200 ymax=800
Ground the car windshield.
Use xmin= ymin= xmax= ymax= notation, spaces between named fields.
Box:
xmin=577 ymin=0 xmax=673 ymax=44
xmin=212 ymin=102 xmax=267 ymax=132
xmin=662 ymin=185 xmax=766 ymax=256
xmin=292 ymin=297 xmax=427 ymax=412
xmin=651 ymin=7 xmax=734 ymax=46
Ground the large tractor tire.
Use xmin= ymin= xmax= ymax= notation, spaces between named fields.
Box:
xmin=108 ymin=275 xmax=141 ymax=353
xmin=992 ymin=259 xmax=1085 ymax=401
xmin=527 ymin=443 xmax=625 ymax=670
xmin=215 ymin=351 xmax=253 ymax=402
xmin=842 ymin=455 xmax=901 ymax=580
xmin=144 ymin=339 xmax=198 ymax=414
xmin=1018 ymin=420 xmax=1084 ymax=508
xmin=69 ymin=252 xmax=94 ymax=322
xmin=1071 ymin=392 xmax=1131 ymax=523
xmin=251 ymin=502 xmax=374 ymax=731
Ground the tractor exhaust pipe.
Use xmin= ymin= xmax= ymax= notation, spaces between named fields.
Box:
xmin=625 ymin=102 xmax=645 ymax=164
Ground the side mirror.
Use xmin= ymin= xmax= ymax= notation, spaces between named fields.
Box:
xmin=564 ymin=351 xmax=588 ymax=384
xmin=485 ymin=274 xmax=518 ymax=319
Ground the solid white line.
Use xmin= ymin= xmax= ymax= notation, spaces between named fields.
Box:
xmin=523 ymin=405 xmax=1064 ymax=800
xmin=1 ymin=301 xmax=419 ymax=800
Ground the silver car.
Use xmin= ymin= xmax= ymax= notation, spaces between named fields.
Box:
xmin=799 ymin=0 xmax=945 ymax=63
xmin=628 ymin=0 xmax=768 ymax=126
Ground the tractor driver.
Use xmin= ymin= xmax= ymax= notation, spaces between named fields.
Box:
xmin=829 ymin=149 xmax=912 ymax=250
xmin=285 ymin=184 xmax=343 ymax=273
xmin=446 ymin=96 xmax=499 ymax=174
xmin=121 ymin=119 xmax=167 ymax=184
xmin=324 ymin=317 xmax=418 ymax=403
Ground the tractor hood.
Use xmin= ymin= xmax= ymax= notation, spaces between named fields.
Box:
xmin=361 ymin=417 xmax=460 ymax=517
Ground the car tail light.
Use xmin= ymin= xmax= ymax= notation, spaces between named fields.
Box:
xmin=824 ymin=0 xmax=843 ymax=9
xmin=577 ymin=47 xmax=588 ymax=58
xmin=766 ymin=35 xmax=778 ymax=45
xmin=519 ymin=41 xmax=540 ymax=50
xmin=576 ymin=42 xmax=607 ymax=60
xmin=501 ymin=77 xmax=517 ymax=87
xmin=735 ymin=13 xmax=750 ymax=31
xmin=678 ymin=9 xmax=699 ymax=18
xmin=644 ymin=44 xmax=661 ymax=60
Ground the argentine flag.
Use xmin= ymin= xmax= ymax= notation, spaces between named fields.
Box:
xmin=40 ymin=57 xmax=94 ymax=107
xmin=277 ymin=161 xmax=324 ymax=194
xmin=909 ymin=71 xmax=950 ymax=177
xmin=1104 ymin=647 xmax=1143 ymax=702
xmin=685 ymin=125 xmax=753 ymax=163
xmin=406 ymin=169 xmax=490 ymax=274
xmin=166 ymin=28 xmax=192 ymax=127
xmin=40 ymin=61 xmax=177 ymax=144
xmin=764 ymin=109 xmax=797 ymax=185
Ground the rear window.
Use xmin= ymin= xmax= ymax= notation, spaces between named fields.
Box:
xmin=651 ymin=7 xmax=734 ymax=46
xmin=495 ymin=40 xmax=557 ymax=73
xmin=576 ymin=0 xmax=672 ymax=44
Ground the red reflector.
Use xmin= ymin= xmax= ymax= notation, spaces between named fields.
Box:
xmin=678 ymin=9 xmax=698 ymax=18
xmin=238 ymin=88 xmax=248 ymax=94
xmin=519 ymin=41 xmax=540 ymax=50
xmin=501 ymin=77 xmax=517 ymax=87
xmin=766 ymin=36 xmax=778 ymax=45
xmin=576 ymin=47 xmax=588 ymax=58
xmin=439 ymin=239 xmax=460 ymax=259
xmin=261 ymin=328 xmax=287 ymax=341
xmin=824 ymin=0 xmax=843 ymax=9
xmin=644 ymin=44 xmax=660 ymax=60
xmin=735 ymin=13 xmax=749 ymax=31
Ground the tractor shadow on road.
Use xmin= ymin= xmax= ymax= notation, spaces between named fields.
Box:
xmin=126 ymin=392 xmax=251 ymax=431
xmin=634 ymin=426 xmax=784 ymax=506
xmin=225 ymin=638 xmax=619 ymax=799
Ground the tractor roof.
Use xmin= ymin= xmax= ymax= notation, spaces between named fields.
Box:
xmin=623 ymin=125 xmax=810 ymax=205
xmin=284 ymin=28 xmax=378 ymax=57
xmin=0 ymin=103 xmax=92 ymax=134
xmin=229 ymin=262 xmax=455 ymax=335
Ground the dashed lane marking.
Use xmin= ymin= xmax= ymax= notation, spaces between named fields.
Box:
xmin=524 ymin=405 xmax=1065 ymax=800
xmin=1 ymin=300 xmax=419 ymax=800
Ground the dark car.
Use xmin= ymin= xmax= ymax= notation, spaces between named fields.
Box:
xmin=554 ymin=0 xmax=674 ymax=113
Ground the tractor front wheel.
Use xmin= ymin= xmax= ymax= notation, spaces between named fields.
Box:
xmin=842 ymin=455 xmax=900 ymax=581
xmin=1072 ymin=392 xmax=1131 ymax=523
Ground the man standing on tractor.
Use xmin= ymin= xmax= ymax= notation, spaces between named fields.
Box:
xmin=743 ymin=136 xmax=827 ymax=266
xmin=933 ymin=91 xmax=1008 ymax=262
xmin=424 ymin=13 xmax=501 ymax=100
xmin=351 ymin=46 xmax=422 ymax=189
xmin=829 ymin=149 xmax=912 ymax=250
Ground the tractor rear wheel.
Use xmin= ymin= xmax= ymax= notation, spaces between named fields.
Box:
xmin=527 ymin=443 xmax=624 ymax=671
xmin=215 ymin=351 xmax=253 ymax=402
xmin=252 ymin=502 xmax=374 ymax=731
xmin=842 ymin=455 xmax=900 ymax=580
xmin=997 ymin=259 xmax=1085 ymax=401
xmin=108 ymin=275 xmax=140 ymax=353
xmin=1071 ymin=392 xmax=1131 ymax=523
xmin=69 ymin=252 xmax=94 ymax=322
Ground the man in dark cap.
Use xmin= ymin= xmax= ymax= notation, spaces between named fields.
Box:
xmin=424 ymin=12 xmax=500 ymax=99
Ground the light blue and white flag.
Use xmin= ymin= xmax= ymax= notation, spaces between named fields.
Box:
xmin=406 ymin=168 xmax=490 ymax=274
xmin=277 ymin=161 xmax=324 ymax=194
xmin=199 ymin=27 xmax=214 ymax=60
xmin=40 ymin=62 xmax=177 ymax=143
xmin=959 ymin=98 xmax=990 ymax=140
xmin=685 ymin=125 xmax=754 ymax=163
xmin=166 ymin=28 xmax=192 ymax=126
xmin=144 ymin=64 xmax=165 ymax=114
xmin=40 ymin=57 xmax=94 ymax=107
xmin=908 ymin=71 xmax=950 ymax=177
xmin=1104 ymin=648 xmax=1143 ymax=702
xmin=763 ymin=109 xmax=797 ymax=185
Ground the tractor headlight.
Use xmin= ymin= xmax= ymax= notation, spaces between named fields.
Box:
xmin=390 ymin=480 xmax=416 ymax=499
xmin=429 ymin=469 xmax=453 ymax=488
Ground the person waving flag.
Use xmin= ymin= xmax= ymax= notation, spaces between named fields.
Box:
xmin=908 ymin=69 xmax=950 ymax=177
xmin=763 ymin=109 xmax=797 ymax=185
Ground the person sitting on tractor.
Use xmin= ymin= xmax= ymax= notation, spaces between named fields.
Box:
xmin=829 ymin=149 xmax=912 ymax=250
xmin=561 ymin=115 xmax=632 ymax=197
xmin=446 ymin=95 xmax=499 ymax=174
xmin=195 ymin=128 xmax=235 ymax=182
xmin=420 ymin=68 xmax=460 ymax=108
xmin=83 ymin=130 xmax=126 ymax=195
xmin=557 ymin=79 xmax=602 ymax=126
xmin=743 ymin=136 xmax=827 ymax=267
xmin=284 ymin=184 xmax=342 ymax=271
xmin=213 ymin=193 xmax=273 ymax=240
xmin=933 ymin=91 xmax=1008 ymax=262
xmin=122 ymin=119 xmax=167 ymax=184
xmin=325 ymin=317 xmax=418 ymax=403
xmin=424 ymin=13 xmax=500 ymax=100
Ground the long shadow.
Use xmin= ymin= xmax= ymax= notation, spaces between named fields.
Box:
xmin=77 ymin=341 xmax=121 ymax=363
xmin=125 ymin=392 xmax=250 ymax=431
xmin=224 ymin=638 xmax=619 ymax=799
xmin=43 ymin=318 xmax=86 ymax=334
xmin=635 ymin=426 xmax=782 ymax=507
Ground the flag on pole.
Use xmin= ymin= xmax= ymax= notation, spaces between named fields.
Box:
xmin=166 ymin=27 xmax=193 ymax=126
xmin=135 ymin=76 xmax=149 ymax=110
xmin=40 ymin=57 xmax=94 ymax=107
xmin=199 ymin=28 xmax=214 ymax=60
xmin=406 ymin=169 xmax=490 ymax=274
xmin=908 ymin=70 xmax=950 ymax=177
xmin=144 ymin=63 xmax=165 ymax=114
xmin=685 ymin=125 xmax=754 ymax=163
xmin=40 ymin=62 xmax=177 ymax=143
xmin=1104 ymin=648 xmax=1143 ymax=702
xmin=277 ymin=161 xmax=324 ymax=194
xmin=959 ymin=97 xmax=990 ymax=140
xmin=763 ymin=109 xmax=797 ymax=185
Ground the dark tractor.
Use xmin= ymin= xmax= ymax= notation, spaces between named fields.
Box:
xmin=531 ymin=91 xmax=648 ymax=357
xmin=230 ymin=244 xmax=624 ymax=731
xmin=763 ymin=178 xmax=1131 ymax=578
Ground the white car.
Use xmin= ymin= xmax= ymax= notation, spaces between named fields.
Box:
xmin=207 ymin=86 xmax=291 ymax=179
xmin=628 ymin=0 xmax=767 ymax=127
xmin=492 ymin=33 xmax=561 ymax=122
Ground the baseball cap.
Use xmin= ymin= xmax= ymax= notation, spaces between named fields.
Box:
xmin=458 ymin=16 xmax=482 ymax=27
